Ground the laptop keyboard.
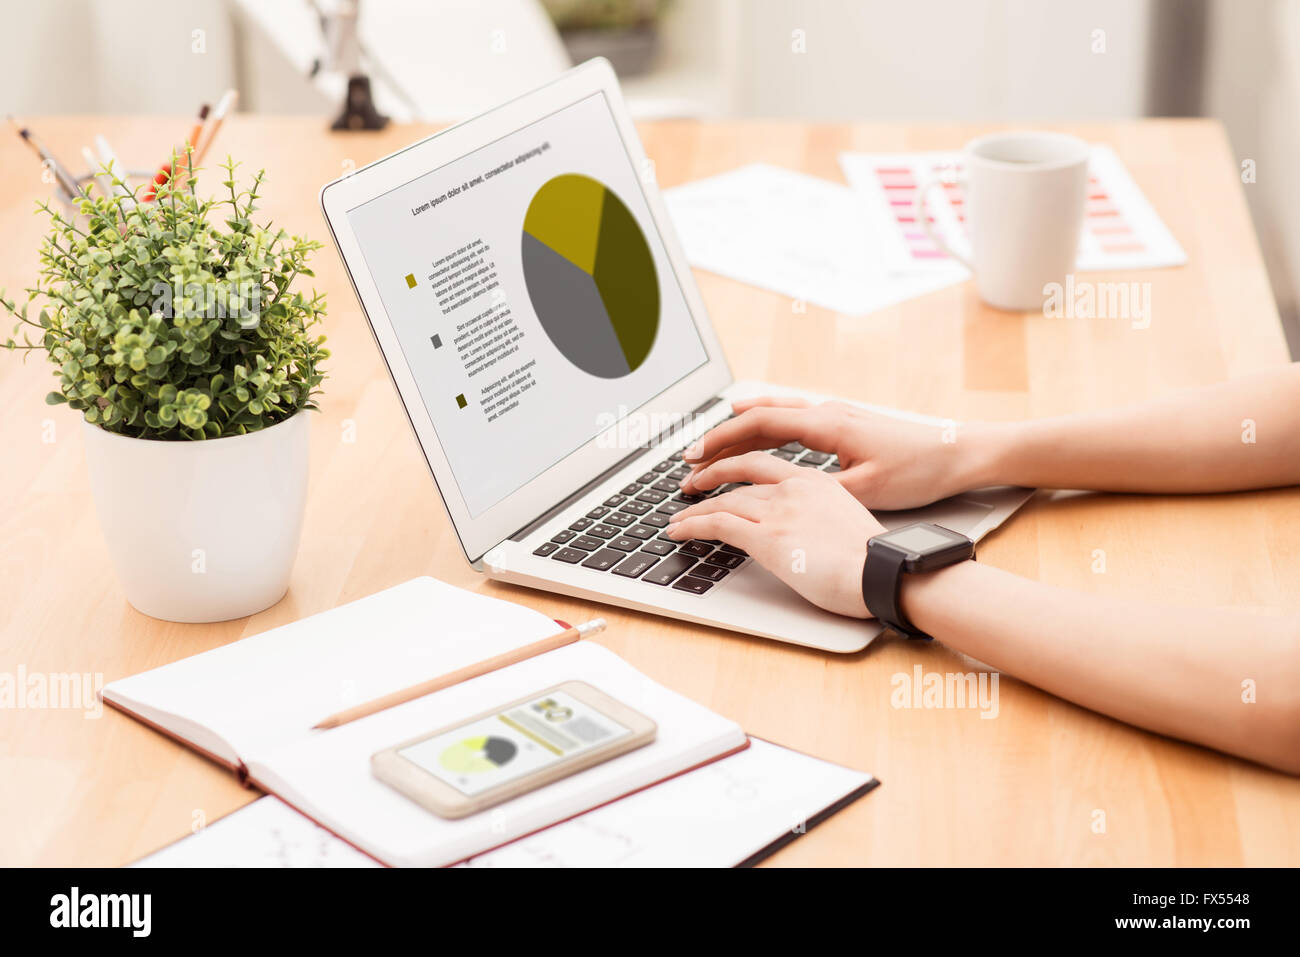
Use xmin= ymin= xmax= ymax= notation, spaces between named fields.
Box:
xmin=530 ymin=424 xmax=842 ymax=596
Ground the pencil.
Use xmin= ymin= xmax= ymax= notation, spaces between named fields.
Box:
xmin=311 ymin=617 xmax=607 ymax=730
xmin=193 ymin=88 xmax=238 ymax=168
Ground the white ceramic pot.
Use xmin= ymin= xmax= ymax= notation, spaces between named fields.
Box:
xmin=81 ymin=412 xmax=310 ymax=623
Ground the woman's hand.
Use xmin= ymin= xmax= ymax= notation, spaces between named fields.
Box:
xmin=666 ymin=453 xmax=884 ymax=618
xmin=680 ymin=395 xmax=1001 ymax=510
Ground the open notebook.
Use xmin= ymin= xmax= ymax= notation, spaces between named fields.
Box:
xmin=134 ymin=738 xmax=877 ymax=868
xmin=103 ymin=578 xmax=749 ymax=867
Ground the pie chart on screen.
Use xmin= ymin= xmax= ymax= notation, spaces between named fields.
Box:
xmin=521 ymin=173 xmax=660 ymax=378
xmin=439 ymin=735 xmax=517 ymax=774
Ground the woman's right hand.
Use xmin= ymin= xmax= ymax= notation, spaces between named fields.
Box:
xmin=681 ymin=395 xmax=1004 ymax=510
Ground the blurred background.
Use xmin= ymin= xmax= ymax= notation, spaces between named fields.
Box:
xmin=5 ymin=0 xmax=1296 ymax=351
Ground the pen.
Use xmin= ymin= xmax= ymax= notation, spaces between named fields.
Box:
xmin=9 ymin=116 xmax=81 ymax=201
xmin=93 ymin=135 xmax=137 ymax=208
xmin=311 ymin=617 xmax=608 ymax=730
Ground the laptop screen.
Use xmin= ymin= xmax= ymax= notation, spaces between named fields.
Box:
xmin=346 ymin=91 xmax=709 ymax=518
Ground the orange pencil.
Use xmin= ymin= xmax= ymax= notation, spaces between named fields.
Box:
xmin=144 ymin=102 xmax=208 ymax=201
xmin=311 ymin=618 xmax=607 ymax=730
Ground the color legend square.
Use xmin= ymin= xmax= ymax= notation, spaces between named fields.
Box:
xmin=430 ymin=334 xmax=442 ymax=349
xmin=405 ymin=273 xmax=416 ymax=288
xmin=455 ymin=393 xmax=467 ymax=409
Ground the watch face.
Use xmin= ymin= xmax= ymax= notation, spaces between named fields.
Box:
xmin=881 ymin=523 xmax=966 ymax=555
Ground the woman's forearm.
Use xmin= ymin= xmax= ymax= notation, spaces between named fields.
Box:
xmin=972 ymin=364 xmax=1300 ymax=493
xmin=899 ymin=560 xmax=1300 ymax=774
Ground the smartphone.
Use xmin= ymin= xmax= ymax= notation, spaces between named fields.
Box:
xmin=371 ymin=680 xmax=657 ymax=819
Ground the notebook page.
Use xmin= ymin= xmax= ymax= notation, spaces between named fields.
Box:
xmin=245 ymin=641 xmax=747 ymax=867
xmin=461 ymin=737 xmax=875 ymax=867
xmin=102 ymin=577 xmax=563 ymax=762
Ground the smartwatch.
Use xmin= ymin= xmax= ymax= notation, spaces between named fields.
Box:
xmin=861 ymin=522 xmax=974 ymax=639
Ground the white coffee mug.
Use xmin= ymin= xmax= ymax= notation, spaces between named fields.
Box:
xmin=916 ymin=131 xmax=1090 ymax=311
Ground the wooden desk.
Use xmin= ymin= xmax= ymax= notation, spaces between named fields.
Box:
xmin=2 ymin=117 xmax=1298 ymax=867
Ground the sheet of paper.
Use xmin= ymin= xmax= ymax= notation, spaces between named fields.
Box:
xmin=132 ymin=738 xmax=873 ymax=868
xmin=662 ymin=163 xmax=965 ymax=315
xmin=839 ymin=145 xmax=1186 ymax=274
xmin=133 ymin=797 xmax=380 ymax=868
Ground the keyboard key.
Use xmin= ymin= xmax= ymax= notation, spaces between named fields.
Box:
xmin=637 ymin=472 xmax=657 ymax=484
xmin=533 ymin=541 xmax=559 ymax=556
xmin=692 ymin=563 xmax=729 ymax=581
xmin=675 ymin=493 xmax=703 ymax=505
xmin=653 ymin=460 xmax=673 ymax=472
xmin=678 ymin=541 xmax=715 ymax=558
xmin=651 ymin=478 xmax=679 ymax=493
xmin=581 ymin=548 xmax=624 ymax=571
xmin=612 ymin=554 xmax=659 ymax=579
xmin=705 ymin=551 xmax=745 ymax=569
xmin=668 ymin=465 xmax=691 ymax=480
xmin=625 ymin=525 xmax=656 ymax=540
xmin=636 ymin=489 xmax=668 ymax=504
xmin=604 ymin=512 xmax=634 ymax=527
xmin=640 ymin=513 xmax=669 ymax=528
xmin=825 ymin=462 xmax=842 ymax=473
xmin=720 ymin=543 xmax=748 ymax=557
xmin=770 ymin=449 xmax=797 ymax=461
xmin=796 ymin=460 xmax=821 ymax=468
xmin=657 ymin=529 xmax=679 ymax=541
xmin=551 ymin=547 xmax=586 ymax=564
xmin=669 ymin=451 xmax=683 ymax=462
xmin=780 ymin=441 xmax=805 ymax=453
xmin=604 ymin=494 xmax=626 ymax=507
xmin=642 ymin=554 xmax=697 ymax=585
xmin=619 ymin=501 xmax=651 ymax=515
xmin=569 ymin=517 xmax=593 ymax=531
xmin=672 ymin=576 xmax=714 ymax=595
xmin=609 ymin=536 xmax=641 ymax=552
xmin=572 ymin=536 xmax=604 ymax=551
xmin=799 ymin=451 xmax=831 ymax=466
xmin=589 ymin=524 xmax=618 ymax=539
xmin=620 ymin=483 xmax=642 ymax=496
xmin=656 ymin=501 xmax=688 ymax=515
xmin=641 ymin=540 xmax=676 ymax=556
xmin=587 ymin=506 xmax=610 ymax=519
xmin=551 ymin=529 xmax=576 ymax=544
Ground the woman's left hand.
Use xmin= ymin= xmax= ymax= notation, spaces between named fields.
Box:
xmin=666 ymin=452 xmax=885 ymax=618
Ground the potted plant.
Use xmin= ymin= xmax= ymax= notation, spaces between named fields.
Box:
xmin=542 ymin=0 xmax=674 ymax=77
xmin=2 ymin=156 xmax=328 ymax=623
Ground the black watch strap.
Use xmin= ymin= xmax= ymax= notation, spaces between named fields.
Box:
xmin=861 ymin=540 xmax=931 ymax=640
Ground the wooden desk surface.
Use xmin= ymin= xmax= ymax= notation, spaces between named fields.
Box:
xmin=3 ymin=117 xmax=1298 ymax=867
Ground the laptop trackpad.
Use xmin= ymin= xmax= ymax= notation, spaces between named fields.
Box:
xmin=873 ymin=496 xmax=994 ymax=535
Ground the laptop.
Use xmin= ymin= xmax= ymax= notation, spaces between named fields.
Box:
xmin=320 ymin=58 xmax=1031 ymax=653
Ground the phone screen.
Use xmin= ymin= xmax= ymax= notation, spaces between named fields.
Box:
xmin=397 ymin=690 xmax=632 ymax=796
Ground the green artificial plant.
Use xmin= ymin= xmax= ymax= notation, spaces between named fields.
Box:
xmin=2 ymin=153 xmax=328 ymax=440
